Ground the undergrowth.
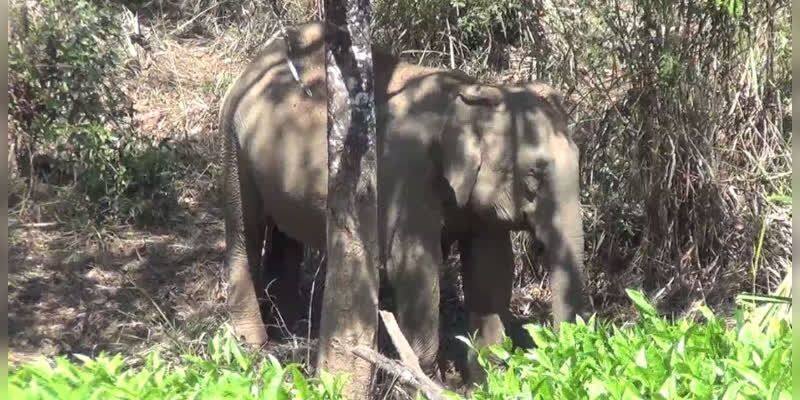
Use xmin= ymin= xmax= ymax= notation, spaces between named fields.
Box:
xmin=9 ymin=326 xmax=346 ymax=400
xmin=467 ymin=288 xmax=791 ymax=399
xmin=9 ymin=0 xmax=179 ymax=225
xmin=10 ymin=289 xmax=791 ymax=399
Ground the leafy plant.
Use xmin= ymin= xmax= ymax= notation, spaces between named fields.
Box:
xmin=466 ymin=289 xmax=792 ymax=399
xmin=10 ymin=289 xmax=792 ymax=399
xmin=9 ymin=326 xmax=346 ymax=400
xmin=372 ymin=0 xmax=523 ymax=68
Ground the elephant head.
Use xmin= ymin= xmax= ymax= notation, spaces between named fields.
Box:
xmin=441 ymin=81 xmax=585 ymax=326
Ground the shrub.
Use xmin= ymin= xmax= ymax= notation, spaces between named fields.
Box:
xmin=9 ymin=327 xmax=346 ymax=399
xmin=10 ymin=289 xmax=791 ymax=399
xmin=373 ymin=0 xmax=524 ymax=72
xmin=9 ymin=0 xmax=178 ymax=224
xmin=467 ymin=289 xmax=792 ymax=399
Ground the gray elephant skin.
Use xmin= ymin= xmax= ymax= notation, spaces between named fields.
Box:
xmin=219 ymin=22 xmax=585 ymax=382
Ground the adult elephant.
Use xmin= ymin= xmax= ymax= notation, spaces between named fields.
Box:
xmin=219 ymin=22 xmax=585 ymax=381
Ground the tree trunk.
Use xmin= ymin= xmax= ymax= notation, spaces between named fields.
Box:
xmin=317 ymin=1 xmax=380 ymax=398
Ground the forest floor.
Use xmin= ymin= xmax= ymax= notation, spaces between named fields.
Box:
xmin=9 ymin=38 xmax=243 ymax=365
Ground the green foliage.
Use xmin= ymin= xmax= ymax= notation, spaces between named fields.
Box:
xmin=9 ymin=0 xmax=177 ymax=223
xmin=9 ymin=327 xmax=346 ymax=400
xmin=10 ymin=291 xmax=791 ymax=399
xmin=713 ymin=0 xmax=745 ymax=18
xmin=450 ymin=0 xmax=522 ymax=49
xmin=467 ymin=289 xmax=792 ymax=399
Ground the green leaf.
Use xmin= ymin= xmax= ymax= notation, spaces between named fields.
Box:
xmin=726 ymin=361 xmax=767 ymax=393
xmin=525 ymin=324 xmax=555 ymax=348
xmin=722 ymin=381 xmax=745 ymax=400
xmin=634 ymin=347 xmax=648 ymax=369
xmin=262 ymin=365 xmax=288 ymax=400
xmin=489 ymin=344 xmax=511 ymax=361
xmin=586 ymin=377 xmax=608 ymax=399
xmin=657 ymin=374 xmax=677 ymax=399
xmin=625 ymin=289 xmax=658 ymax=317
xmin=230 ymin=341 xmax=250 ymax=372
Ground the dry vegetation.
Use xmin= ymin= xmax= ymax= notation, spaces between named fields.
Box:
xmin=8 ymin=0 xmax=791 ymax=382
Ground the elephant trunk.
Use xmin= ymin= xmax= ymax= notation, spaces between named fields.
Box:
xmin=526 ymin=196 xmax=585 ymax=327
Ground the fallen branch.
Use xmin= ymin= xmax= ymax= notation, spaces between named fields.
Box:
xmin=352 ymin=345 xmax=448 ymax=400
xmin=9 ymin=220 xmax=60 ymax=229
xmin=378 ymin=310 xmax=425 ymax=376
xmin=344 ymin=310 xmax=451 ymax=399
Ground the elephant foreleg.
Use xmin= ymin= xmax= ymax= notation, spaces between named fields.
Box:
xmin=226 ymin=200 xmax=268 ymax=345
xmin=386 ymin=216 xmax=443 ymax=376
xmin=458 ymin=229 xmax=514 ymax=384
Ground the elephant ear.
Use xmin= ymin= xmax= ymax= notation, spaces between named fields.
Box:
xmin=441 ymin=102 xmax=483 ymax=209
xmin=527 ymin=81 xmax=567 ymax=116
xmin=457 ymin=84 xmax=504 ymax=107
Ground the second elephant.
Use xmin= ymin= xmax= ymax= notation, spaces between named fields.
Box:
xmin=219 ymin=22 xmax=585 ymax=381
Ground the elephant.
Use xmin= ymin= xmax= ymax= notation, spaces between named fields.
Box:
xmin=218 ymin=21 xmax=585 ymax=382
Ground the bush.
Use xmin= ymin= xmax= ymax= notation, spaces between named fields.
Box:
xmin=9 ymin=327 xmax=346 ymax=399
xmin=467 ymin=289 xmax=792 ymax=399
xmin=9 ymin=0 xmax=178 ymax=224
xmin=10 ymin=289 xmax=790 ymax=399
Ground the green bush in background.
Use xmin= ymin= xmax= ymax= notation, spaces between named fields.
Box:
xmin=9 ymin=0 xmax=177 ymax=224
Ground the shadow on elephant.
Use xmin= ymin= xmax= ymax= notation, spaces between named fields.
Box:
xmin=219 ymin=21 xmax=586 ymax=386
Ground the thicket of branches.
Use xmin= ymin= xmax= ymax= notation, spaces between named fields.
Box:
xmin=8 ymin=0 xmax=791 ymax=316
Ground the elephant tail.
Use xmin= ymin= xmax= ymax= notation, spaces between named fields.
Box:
xmin=220 ymin=83 xmax=245 ymax=250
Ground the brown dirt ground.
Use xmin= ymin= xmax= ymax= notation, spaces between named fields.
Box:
xmin=8 ymin=180 xmax=229 ymax=364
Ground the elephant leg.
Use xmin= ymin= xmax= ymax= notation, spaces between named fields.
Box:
xmin=458 ymin=229 xmax=514 ymax=385
xmin=224 ymin=171 xmax=269 ymax=345
xmin=262 ymin=227 xmax=303 ymax=339
xmin=386 ymin=216 xmax=443 ymax=376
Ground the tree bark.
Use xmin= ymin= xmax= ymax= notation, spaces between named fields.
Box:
xmin=317 ymin=1 xmax=380 ymax=398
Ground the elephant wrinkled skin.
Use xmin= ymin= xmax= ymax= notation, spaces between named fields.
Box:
xmin=219 ymin=22 xmax=585 ymax=382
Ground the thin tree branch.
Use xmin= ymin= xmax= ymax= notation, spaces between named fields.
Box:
xmin=351 ymin=345 xmax=448 ymax=400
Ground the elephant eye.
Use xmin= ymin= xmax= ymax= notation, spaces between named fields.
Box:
xmin=529 ymin=159 xmax=551 ymax=178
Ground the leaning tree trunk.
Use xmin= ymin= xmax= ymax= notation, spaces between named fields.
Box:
xmin=316 ymin=0 xmax=380 ymax=398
